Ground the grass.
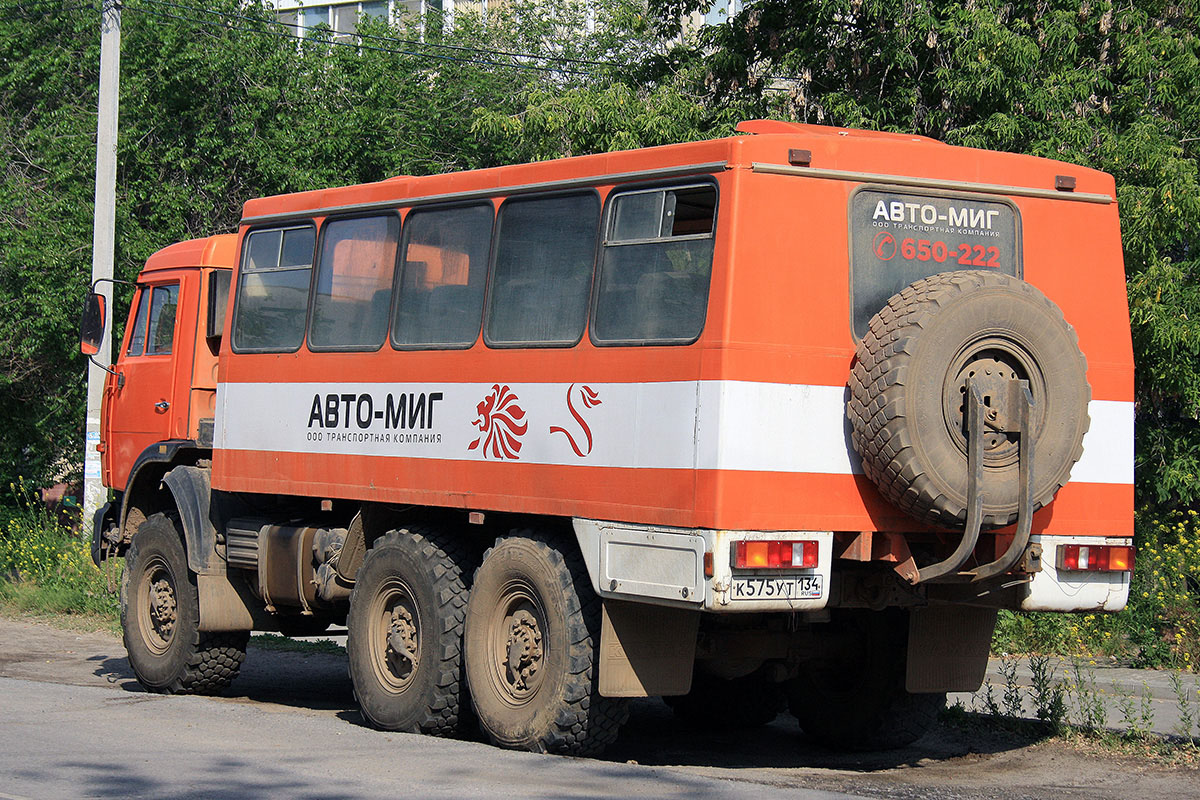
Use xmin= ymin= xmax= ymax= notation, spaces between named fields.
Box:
xmin=0 ymin=480 xmax=121 ymax=633
xmin=948 ymin=652 xmax=1200 ymax=763
xmin=250 ymin=633 xmax=346 ymax=655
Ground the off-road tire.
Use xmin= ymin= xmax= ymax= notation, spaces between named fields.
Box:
xmin=347 ymin=526 xmax=471 ymax=736
xmin=849 ymin=270 xmax=1090 ymax=528
xmin=121 ymin=513 xmax=248 ymax=694
xmin=464 ymin=531 xmax=629 ymax=756
xmin=665 ymin=671 xmax=785 ymax=728
xmin=787 ymin=610 xmax=943 ymax=751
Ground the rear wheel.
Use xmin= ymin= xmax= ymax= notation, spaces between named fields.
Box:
xmin=464 ymin=531 xmax=628 ymax=756
xmin=665 ymin=671 xmax=785 ymax=728
xmin=347 ymin=526 xmax=470 ymax=735
xmin=787 ymin=610 xmax=943 ymax=751
xmin=121 ymin=512 xmax=247 ymax=694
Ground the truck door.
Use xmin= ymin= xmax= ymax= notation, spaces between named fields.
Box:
xmin=106 ymin=277 xmax=187 ymax=489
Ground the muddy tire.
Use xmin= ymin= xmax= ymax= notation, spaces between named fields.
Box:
xmin=121 ymin=513 xmax=248 ymax=694
xmin=849 ymin=270 xmax=1090 ymax=529
xmin=665 ymin=671 xmax=785 ymax=728
xmin=347 ymin=527 xmax=470 ymax=736
xmin=788 ymin=610 xmax=942 ymax=751
xmin=464 ymin=532 xmax=629 ymax=756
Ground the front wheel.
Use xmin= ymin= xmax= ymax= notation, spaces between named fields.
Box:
xmin=464 ymin=532 xmax=628 ymax=756
xmin=121 ymin=513 xmax=248 ymax=694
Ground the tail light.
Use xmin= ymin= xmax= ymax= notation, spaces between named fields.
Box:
xmin=733 ymin=540 xmax=819 ymax=570
xmin=1057 ymin=544 xmax=1134 ymax=573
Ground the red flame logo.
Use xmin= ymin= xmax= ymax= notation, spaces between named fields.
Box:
xmin=468 ymin=384 xmax=528 ymax=459
xmin=550 ymin=384 xmax=601 ymax=457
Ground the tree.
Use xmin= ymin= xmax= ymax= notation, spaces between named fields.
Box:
xmin=0 ymin=0 xmax=698 ymax=491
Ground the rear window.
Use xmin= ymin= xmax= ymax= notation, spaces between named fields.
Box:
xmin=850 ymin=189 xmax=1021 ymax=338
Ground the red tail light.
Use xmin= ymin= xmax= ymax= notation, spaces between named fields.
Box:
xmin=1057 ymin=544 xmax=1134 ymax=573
xmin=734 ymin=540 xmax=819 ymax=569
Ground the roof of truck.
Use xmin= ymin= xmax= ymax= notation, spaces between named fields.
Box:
xmin=239 ymin=119 xmax=1116 ymax=224
xmin=140 ymin=234 xmax=237 ymax=275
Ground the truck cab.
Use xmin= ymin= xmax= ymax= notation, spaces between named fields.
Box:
xmin=88 ymin=235 xmax=234 ymax=555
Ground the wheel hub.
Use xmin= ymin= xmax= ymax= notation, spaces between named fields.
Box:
xmin=948 ymin=353 xmax=1026 ymax=464
xmin=148 ymin=576 xmax=177 ymax=642
xmin=386 ymin=605 xmax=418 ymax=680
xmin=504 ymin=609 xmax=543 ymax=691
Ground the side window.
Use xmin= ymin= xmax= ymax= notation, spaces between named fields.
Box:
xmin=486 ymin=193 xmax=600 ymax=346
xmin=125 ymin=287 xmax=149 ymax=357
xmin=392 ymin=204 xmax=493 ymax=349
xmin=145 ymin=284 xmax=179 ymax=355
xmin=232 ymin=225 xmax=316 ymax=352
xmin=593 ymin=184 xmax=716 ymax=344
xmin=309 ymin=215 xmax=399 ymax=350
xmin=206 ymin=269 xmax=232 ymax=340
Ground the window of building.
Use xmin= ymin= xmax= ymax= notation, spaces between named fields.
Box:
xmin=332 ymin=3 xmax=358 ymax=34
xmin=592 ymin=184 xmax=716 ymax=344
xmin=360 ymin=0 xmax=388 ymax=19
xmin=392 ymin=203 xmax=492 ymax=348
xmin=485 ymin=193 xmax=600 ymax=346
xmin=303 ymin=5 xmax=329 ymax=27
xmin=277 ymin=10 xmax=300 ymax=35
xmin=232 ymin=225 xmax=316 ymax=352
xmin=309 ymin=215 xmax=399 ymax=350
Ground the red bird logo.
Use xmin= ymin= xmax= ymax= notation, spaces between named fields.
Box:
xmin=550 ymin=384 xmax=601 ymax=457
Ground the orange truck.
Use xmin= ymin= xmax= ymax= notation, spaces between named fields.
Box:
xmin=81 ymin=120 xmax=1134 ymax=755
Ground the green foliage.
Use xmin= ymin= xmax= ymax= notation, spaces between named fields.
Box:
xmin=993 ymin=507 xmax=1200 ymax=669
xmin=0 ymin=0 xmax=699 ymax=490
xmin=0 ymin=479 xmax=119 ymax=619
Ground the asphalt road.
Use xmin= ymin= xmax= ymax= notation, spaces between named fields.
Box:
xmin=1 ymin=618 xmax=1196 ymax=800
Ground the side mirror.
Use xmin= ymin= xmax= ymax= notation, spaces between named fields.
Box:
xmin=80 ymin=292 xmax=107 ymax=356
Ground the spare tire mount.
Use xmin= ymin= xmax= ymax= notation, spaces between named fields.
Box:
xmin=917 ymin=377 xmax=1036 ymax=583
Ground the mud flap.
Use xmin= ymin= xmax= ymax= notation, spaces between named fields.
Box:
xmin=599 ymin=599 xmax=699 ymax=697
xmin=197 ymin=572 xmax=274 ymax=632
xmin=905 ymin=606 xmax=997 ymax=693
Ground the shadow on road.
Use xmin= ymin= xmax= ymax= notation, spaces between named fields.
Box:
xmin=89 ymin=641 xmax=1040 ymax=771
xmin=94 ymin=645 xmax=357 ymax=713
xmin=604 ymin=700 xmax=1043 ymax=771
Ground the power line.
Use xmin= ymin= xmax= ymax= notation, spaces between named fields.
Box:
xmin=127 ymin=1 xmax=598 ymax=75
xmin=133 ymin=0 xmax=622 ymax=71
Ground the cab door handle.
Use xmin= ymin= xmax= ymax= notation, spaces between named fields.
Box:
xmin=154 ymin=401 xmax=170 ymax=413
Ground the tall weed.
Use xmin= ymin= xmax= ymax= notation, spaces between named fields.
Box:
xmin=0 ymin=480 xmax=119 ymax=619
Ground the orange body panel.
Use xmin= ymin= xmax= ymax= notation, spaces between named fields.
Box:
xmin=186 ymin=126 xmax=1130 ymax=536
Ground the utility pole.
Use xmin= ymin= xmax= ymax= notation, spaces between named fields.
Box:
xmin=84 ymin=0 xmax=121 ymax=525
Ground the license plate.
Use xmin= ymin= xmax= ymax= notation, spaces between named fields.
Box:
xmin=730 ymin=575 xmax=823 ymax=601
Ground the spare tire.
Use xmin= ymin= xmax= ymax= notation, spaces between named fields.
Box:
xmin=848 ymin=270 xmax=1090 ymax=529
